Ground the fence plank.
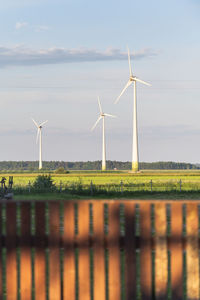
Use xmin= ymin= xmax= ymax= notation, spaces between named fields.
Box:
xmin=108 ymin=202 xmax=121 ymax=300
xmin=0 ymin=205 xmax=2 ymax=300
xmin=170 ymin=203 xmax=183 ymax=300
xmin=78 ymin=202 xmax=90 ymax=300
xmin=124 ymin=203 xmax=136 ymax=300
xmin=35 ymin=202 xmax=46 ymax=300
xmin=93 ymin=202 xmax=106 ymax=300
xmin=186 ymin=203 xmax=199 ymax=300
xmin=49 ymin=202 xmax=61 ymax=300
xmin=6 ymin=203 xmax=17 ymax=300
xmin=0 ymin=204 xmax=3 ymax=300
xmin=20 ymin=203 xmax=31 ymax=300
xmin=63 ymin=202 xmax=76 ymax=300
xmin=155 ymin=203 xmax=167 ymax=300
xmin=140 ymin=203 xmax=152 ymax=300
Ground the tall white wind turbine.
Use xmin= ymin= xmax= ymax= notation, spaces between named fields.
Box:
xmin=91 ymin=97 xmax=116 ymax=171
xmin=32 ymin=119 xmax=48 ymax=170
xmin=115 ymin=47 xmax=151 ymax=172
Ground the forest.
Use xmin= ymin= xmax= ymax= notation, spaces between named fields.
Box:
xmin=0 ymin=160 xmax=198 ymax=171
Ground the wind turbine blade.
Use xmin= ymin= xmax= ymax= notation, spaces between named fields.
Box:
xmin=114 ymin=80 xmax=132 ymax=104
xmin=135 ymin=78 xmax=151 ymax=86
xmin=91 ymin=116 xmax=102 ymax=131
xmin=36 ymin=128 xmax=40 ymax=144
xmin=32 ymin=118 xmax=39 ymax=128
xmin=127 ymin=47 xmax=133 ymax=76
xmin=39 ymin=120 xmax=48 ymax=127
xmin=104 ymin=113 xmax=116 ymax=118
xmin=97 ymin=97 xmax=102 ymax=114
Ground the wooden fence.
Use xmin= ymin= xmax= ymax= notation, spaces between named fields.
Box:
xmin=0 ymin=200 xmax=200 ymax=300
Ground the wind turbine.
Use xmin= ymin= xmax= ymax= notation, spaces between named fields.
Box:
xmin=115 ymin=47 xmax=151 ymax=172
xmin=91 ymin=97 xmax=116 ymax=171
xmin=32 ymin=119 xmax=48 ymax=170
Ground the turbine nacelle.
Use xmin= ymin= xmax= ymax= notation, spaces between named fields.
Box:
xmin=130 ymin=76 xmax=136 ymax=81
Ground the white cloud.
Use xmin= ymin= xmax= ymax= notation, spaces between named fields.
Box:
xmin=0 ymin=45 xmax=159 ymax=67
xmin=34 ymin=25 xmax=49 ymax=32
xmin=15 ymin=22 xmax=28 ymax=30
xmin=15 ymin=22 xmax=49 ymax=32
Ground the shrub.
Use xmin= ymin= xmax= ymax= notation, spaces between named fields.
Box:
xmin=54 ymin=167 xmax=69 ymax=174
xmin=32 ymin=174 xmax=56 ymax=191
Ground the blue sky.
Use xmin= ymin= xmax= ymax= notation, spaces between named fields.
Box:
xmin=0 ymin=0 xmax=200 ymax=163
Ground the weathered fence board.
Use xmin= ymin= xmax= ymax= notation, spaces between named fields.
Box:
xmin=63 ymin=202 xmax=76 ymax=300
xmin=78 ymin=202 xmax=90 ymax=300
xmin=186 ymin=203 xmax=199 ymax=300
xmin=35 ymin=202 xmax=46 ymax=300
xmin=6 ymin=203 xmax=17 ymax=300
xmin=1 ymin=200 xmax=200 ymax=300
xmin=108 ymin=202 xmax=121 ymax=300
xmin=20 ymin=203 xmax=31 ymax=300
xmin=49 ymin=202 xmax=61 ymax=300
xmin=140 ymin=203 xmax=152 ymax=300
xmin=93 ymin=202 xmax=106 ymax=300
xmin=171 ymin=203 xmax=183 ymax=300
xmin=155 ymin=203 xmax=168 ymax=300
xmin=125 ymin=203 xmax=136 ymax=300
xmin=0 ymin=205 xmax=2 ymax=300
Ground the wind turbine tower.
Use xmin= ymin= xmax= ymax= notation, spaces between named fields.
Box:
xmin=115 ymin=47 xmax=151 ymax=172
xmin=32 ymin=119 xmax=48 ymax=170
xmin=91 ymin=97 xmax=116 ymax=171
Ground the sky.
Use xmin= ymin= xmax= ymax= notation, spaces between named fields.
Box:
xmin=0 ymin=0 xmax=200 ymax=163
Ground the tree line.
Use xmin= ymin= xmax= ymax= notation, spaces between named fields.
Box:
xmin=0 ymin=160 xmax=198 ymax=171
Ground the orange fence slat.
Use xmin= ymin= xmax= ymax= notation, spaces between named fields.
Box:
xmin=186 ymin=203 xmax=199 ymax=300
xmin=78 ymin=202 xmax=90 ymax=300
xmin=6 ymin=203 xmax=17 ymax=300
xmin=93 ymin=202 xmax=106 ymax=300
xmin=155 ymin=203 xmax=168 ymax=300
xmin=170 ymin=203 xmax=183 ymax=300
xmin=49 ymin=202 xmax=61 ymax=300
xmin=108 ymin=203 xmax=121 ymax=300
xmin=124 ymin=203 xmax=136 ymax=300
xmin=140 ymin=203 xmax=152 ymax=300
xmin=63 ymin=202 xmax=76 ymax=300
xmin=35 ymin=202 xmax=46 ymax=300
xmin=20 ymin=203 xmax=31 ymax=300
xmin=0 ymin=205 xmax=2 ymax=300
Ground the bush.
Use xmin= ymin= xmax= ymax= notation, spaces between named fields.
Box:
xmin=32 ymin=174 xmax=56 ymax=191
xmin=54 ymin=167 xmax=69 ymax=174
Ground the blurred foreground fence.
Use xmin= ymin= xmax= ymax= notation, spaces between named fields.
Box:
xmin=0 ymin=200 xmax=200 ymax=299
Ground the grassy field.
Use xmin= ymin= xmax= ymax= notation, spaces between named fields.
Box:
xmin=2 ymin=170 xmax=200 ymax=199
xmin=1 ymin=169 xmax=200 ymax=185
xmin=1 ymin=170 xmax=200 ymax=200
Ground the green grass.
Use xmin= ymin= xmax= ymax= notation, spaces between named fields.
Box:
xmin=13 ymin=191 xmax=200 ymax=201
xmin=14 ymin=193 xmax=84 ymax=201
xmin=2 ymin=170 xmax=200 ymax=199
xmin=2 ymin=170 xmax=200 ymax=186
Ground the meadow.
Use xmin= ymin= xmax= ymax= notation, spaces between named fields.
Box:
xmin=2 ymin=170 xmax=200 ymax=198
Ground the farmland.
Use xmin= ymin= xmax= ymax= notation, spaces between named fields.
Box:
xmin=2 ymin=170 xmax=200 ymax=199
xmin=1 ymin=169 xmax=200 ymax=185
